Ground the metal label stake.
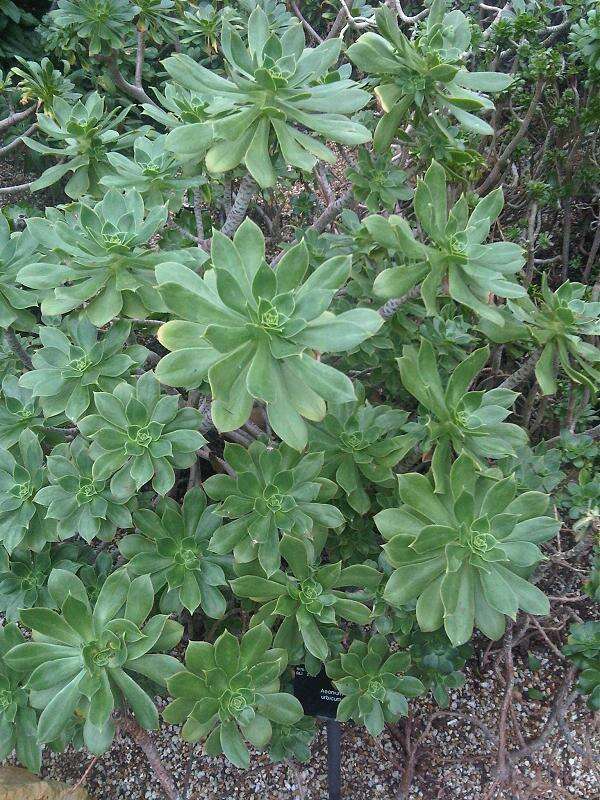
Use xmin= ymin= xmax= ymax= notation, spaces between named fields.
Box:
xmin=293 ymin=666 xmax=344 ymax=800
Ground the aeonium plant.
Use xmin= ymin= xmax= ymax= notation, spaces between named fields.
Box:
xmin=164 ymin=624 xmax=304 ymax=768
xmin=326 ymin=635 xmax=425 ymax=736
xmin=18 ymin=189 xmax=207 ymax=326
xmin=230 ymin=533 xmax=380 ymax=671
xmin=163 ymin=8 xmax=371 ymax=186
xmin=203 ymin=440 xmax=343 ymax=576
xmin=19 ymin=319 xmax=148 ymax=422
xmin=78 ymin=371 xmax=207 ymax=499
xmin=396 ymin=339 xmax=528 ymax=488
xmin=0 ymin=623 xmax=41 ymax=773
xmin=33 ymin=437 xmax=135 ymax=544
xmin=370 ymin=161 xmax=526 ymax=323
xmin=155 ymin=219 xmax=383 ymax=449
xmin=0 ymin=429 xmax=55 ymax=553
xmin=347 ymin=2 xmax=512 ymax=151
xmin=307 ymin=396 xmax=409 ymax=514
xmin=5 ymin=569 xmax=183 ymax=754
xmin=119 ymin=487 xmax=230 ymax=618
xmin=376 ymin=454 xmax=559 ymax=646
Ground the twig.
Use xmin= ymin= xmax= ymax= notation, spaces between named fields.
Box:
xmin=0 ymin=103 xmax=36 ymax=132
xmin=378 ymin=285 xmax=422 ymax=319
xmin=135 ymin=29 xmax=146 ymax=88
xmin=69 ymin=756 xmax=99 ymax=795
xmin=477 ymin=79 xmax=545 ymax=194
xmin=290 ymin=0 xmax=323 ymax=42
xmin=0 ymin=181 xmax=33 ymax=196
xmin=192 ymin=188 xmax=205 ymax=242
xmin=0 ymin=122 xmax=37 ymax=156
xmin=119 ymin=714 xmax=181 ymax=800
xmin=496 ymin=622 xmax=514 ymax=781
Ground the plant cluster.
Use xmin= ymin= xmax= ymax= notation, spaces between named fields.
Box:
xmin=0 ymin=0 xmax=597 ymax=787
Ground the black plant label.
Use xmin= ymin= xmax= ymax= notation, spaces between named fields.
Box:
xmin=293 ymin=666 xmax=342 ymax=719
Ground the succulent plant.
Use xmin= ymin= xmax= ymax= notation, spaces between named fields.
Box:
xmin=19 ymin=319 xmax=148 ymax=422
xmin=563 ymin=621 xmax=600 ymax=711
xmin=203 ymin=441 xmax=343 ymax=576
xmin=396 ymin=339 xmax=528 ymax=488
xmin=19 ymin=190 xmax=207 ymax=326
xmin=231 ymin=535 xmax=379 ymax=668
xmin=34 ymin=437 xmax=135 ymax=543
xmin=164 ymin=625 xmax=304 ymax=768
xmin=155 ymin=220 xmax=382 ymax=449
xmin=24 ymin=93 xmax=139 ymax=198
xmin=0 ymin=623 xmax=41 ymax=772
xmin=78 ymin=372 xmax=207 ymax=499
xmin=307 ymin=399 xmax=408 ymax=513
xmin=163 ymin=8 xmax=371 ymax=186
xmin=348 ymin=2 xmax=512 ymax=151
xmin=5 ymin=569 xmax=183 ymax=753
xmin=119 ymin=487 xmax=229 ymax=617
xmin=0 ymin=376 xmax=45 ymax=449
xmin=0 ymin=542 xmax=81 ymax=621
xmin=377 ymin=454 xmax=559 ymax=646
xmin=371 ymin=161 xmax=526 ymax=323
xmin=326 ymin=635 xmax=425 ymax=735
xmin=0 ymin=429 xmax=55 ymax=553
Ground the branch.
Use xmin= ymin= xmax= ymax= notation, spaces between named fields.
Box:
xmin=118 ymin=714 xmax=181 ymax=800
xmin=497 ymin=348 xmax=541 ymax=390
xmin=220 ymin=174 xmax=258 ymax=238
xmin=290 ymin=0 xmax=323 ymax=43
xmin=378 ymin=285 xmax=422 ymax=319
xmin=105 ymin=52 xmax=155 ymax=106
xmin=0 ymin=181 xmax=33 ymax=196
xmin=4 ymin=329 xmax=33 ymax=370
xmin=0 ymin=122 xmax=37 ymax=156
xmin=388 ymin=0 xmax=429 ymax=23
xmin=507 ymin=667 xmax=578 ymax=765
xmin=477 ymin=79 xmax=545 ymax=194
xmin=0 ymin=103 xmax=36 ymax=133
xmin=135 ymin=29 xmax=146 ymax=88
xmin=544 ymin=423 xmax=600 ymax=446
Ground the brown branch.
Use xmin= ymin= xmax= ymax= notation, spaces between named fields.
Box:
xmin=0 ymin=181 xmax=33 ymax=196
xmin=378 ymin=285 xmax=422 ymax=319
xmin=220 ymin=174 xmax=258 ymax=238
xmin=477 ymin=79 xmax=545 ymax=194
xmin=118 ymin=714 xmax=181 ymax=800
xmin=4 ymin=329 xmax=33 ymax=370
xmin=135 ymin=28 xmax=146 ymax=88
xmin=498 ymin=348 xmax=541 ymax=390
xmin=0 ymin=103 xmax=36 ymax=133
xmin=289 ymin=0 xmax=323 ymax=42
xmin=0 ymin=122 xmax=37 ymax=156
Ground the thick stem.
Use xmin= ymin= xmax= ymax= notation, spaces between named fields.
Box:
xmin=4 ymin=329 xmax=33 ymax=370
xmin=290 ymin=0 xmax=323 ymax=42
xmin=498 ymin=348 xmax=540 ymax=390
xmin=0 ymin=122 xmax=37 ymax=156
xmin=0 ymin=181 xmax=33 ymax=196
xmin=135 ymin=29 xmax=146 ymax=88
xmin=378 ymin=285 xmax=422 ymax=319
xmin=0 ymin=104 xmax=36 ymax=133
xmin=192 ymin=188 xmax=205 ymax=242
xmin=105 ymin=52 xmax=155 ymax=106
xmin=119 ymin=715 xmax=181 ymax=800
xmin=220 ymin=174 xmax=258 ymax=238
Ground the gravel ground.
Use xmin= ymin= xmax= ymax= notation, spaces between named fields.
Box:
xmin=37 ymin=648 xmax=599 ymax=800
